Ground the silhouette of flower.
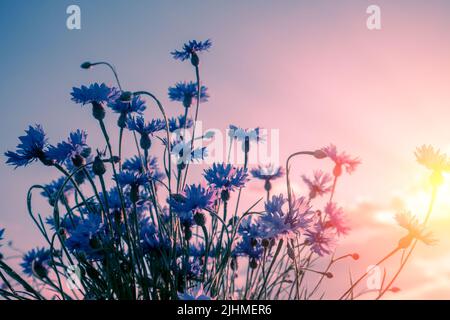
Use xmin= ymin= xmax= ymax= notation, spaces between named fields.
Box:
xmin=21 ymin=248 xmax=52 ymax=278
xmin=71 ymin=83 xmax=120 ymax=105
xmin=171 ymin=39 xmax=212 ymax=62
xmin=321 ymin=144 xmax=360 ymax=176
xmin=324 ymin=202 xmax=350 ymax=236
xmin=168 ymin=81 xmax=209 ymax=108
xmin=47 ymin=130 xmax=91 ymax=166
xmin=204 ymin=163 xmax=248 ymax=193
xmin=302 ymin=170 xmax=333 ymax=199
xmin=5 ymin=125 xmax=51 ymax=168
xmin=396 ymin=212 xmax=436 ymax=247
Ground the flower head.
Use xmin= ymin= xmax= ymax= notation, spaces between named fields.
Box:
xmin=396 ymin=212 xmax=436 ymax=246
xmin=305 ymin=223 xmax=336 ymax=256
xmin=71 ymin=83 xmax=120 ymax=105
xmin=302 ymin=170 xmax=333 ymax=199
xmin=415 ymin=145 xmax=450 ymax=173
xmin=115 ymin=171 xmax=149 ymax=188
xmin=47 ymin=130 xmax=91 ymax=165
xmin=127 ymin=116 xmax=166 ymax=135
xmin=5 ymin=125 xmax=50 ymax=168
xmin=203 ymin=163 xmax=249 ymax=193
xmin=168 ymin=115 xmax=194 ymax=133
xmin=251 ymin=165 xmax=284 ymax=181
xmin=260 ymin=194 xmax=312 ymax=240
xmin=171 ymin=39 xmax=212 ymax=62
xmin=65 ymin=215 xmax=107 ymax=260
xmin=324 ymin=202 xmax=350 ymax=236
xmin=168 ymin=81 xmax=209 ymax=108
xmin=108 ymin=95 xmax=146 ymax=115
xmin=168 ymin=184 xmax=216 ymax=219
xmin=171 ymin=139 xmax=207 ymax=165
xmin=234 ymin=236 xmax=264 ymax=260
xmin=123 ymin=155 xmax=164 ymax=181
xmin=321 ymin=144 xmax=360 ymax=176
xmin=21 ymin=248 xmax=52 ymax=278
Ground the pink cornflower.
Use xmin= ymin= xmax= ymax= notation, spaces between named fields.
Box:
xmin=305 ymin=222 xmax=336 ymax=256
xmin=324 ymin=202 xmax=350 ymax=236
xmin=321 ymin=144 xmax=360 ymax=177
xmin=301 ymin=170 xmax=333 ymax=199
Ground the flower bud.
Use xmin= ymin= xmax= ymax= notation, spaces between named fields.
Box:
xmin=80 ymin=62 xmax=92 ymax=69
xmin=119 ymin=91 xmax=133 ymax=102
xmin=89 ymin=235 xmax=102 ymax=250
xmin=249 ymin=258 xmax=258 ymax=269
xmin=244 ymin=136 xmax=250 ymax=153
xmin=220 ymin=189 xmax=230 ymax=202
xmin=333 ymin=164 xmax=342 ymax=177
xmin=230 ymin=257 xmax=238 ymax=271
xmin=194 ymin=212 xmax=206 ymax=226
xmin=190 ymin=52 xmax=200 ymax=67
xmin=325 ymin=272 xmax=333 ymax=279
xmin=184 ymin=226 xmax=192 ymax=241
xmin=72 ymin=154 xmax=85 ymax=167
xmin=351 ymin=253 xmax=360 ymax=260
xmin=264 ymin=180 xmax=272 ymax=192
xmin=93 ymin=155 xmax=106 ymax=176
xmin=261 ymin=238 xmax=270 ymax=248
xmin=118 ymin=112 xmax=127 ymax=128
xmin=92 ymin=101 xmax=106 ymax=121
xmin=32 ymin=261 xmax=48 ymax=279
xmin=140 ymin=134 xmax=152 ymax=150
xmin=130 ymin=184 xmax=139 ymax=203
xmin=398 ymin=234 xmax=413 ymax=249
xmin=183 ymin=96 xmax=192 ymax=109
xmin=313 ymin=149 xmax=327 ymax=159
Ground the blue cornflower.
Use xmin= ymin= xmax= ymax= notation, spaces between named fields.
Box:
xmin=40 ymin=177 xmax=74 ymax=206
xmin=171 ymin=39 xmax=212 ymax=63
xmin=108 ymin=95 xmax=146 ymax=114
xmin=46 ymin=215 xmax=81 ymax=233
xmin=305 ymin=222 xmax=336 ymax=256
xmin=21 ymin=248 xmax=52 ymax=278
xmin=171 ymin=139 xmax=208 ymax=165
xmin=251 ymin=165 xmax=284 ymax=181
xmin=5 ymin=125 xmax=52 ymax=168
xmin=168 ymin=81 xmax=209 ymax=108
xmin=238 ymin=217 xmax=264 ymax=240
xmin=65 ymin=215 xmax=106 ymax=260
xmin=168 ymin=184 xmax=216 ymax=218
xmin=108 ymin=95 xmax=147 ymax=128
xmin=123 ymin=155 xmax=164 ymax=180
xmin=229 ymin=125 xmax=264 ymax=153
xmin=115 ymin=171 xmax=149 ymax=188
xmin=251 ymin=164 xmax=285 ymax=192
xmin=234 ymin=237 xmax=264 ymax=260
xmin=203 ymin=163 xmax=249 ymax=194
xmin=47 ymin=130 xmax=91 ymax=166
xmin=71 ymin=83 xmax=120 ymax=120
xmin=127 ymin=116 xmax=166 ymax=150
xmin=168 ymin=115 xmax=194 ymax=133
xmin=140 ymin=218 xmax=172 ymax=255
xmin=71 ymin=83 xmax=120 ymax=105
xmin=260 ymin=194 xmax=313 ymax=240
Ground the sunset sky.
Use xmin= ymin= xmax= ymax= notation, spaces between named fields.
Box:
xmin=1 ymin=0 xmax=450 ymax=299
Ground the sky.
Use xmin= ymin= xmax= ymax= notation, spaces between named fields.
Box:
xmin=1 ymin=0 xmax=450 ymax=299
